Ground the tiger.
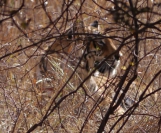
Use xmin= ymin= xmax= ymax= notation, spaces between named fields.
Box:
xmin=84 ymin=34 xmax=122 ymax=78
xmin=39 ymin=19 xmax=121 ymax=76
xmin=35 ymin=20 xmax=123 ymax=112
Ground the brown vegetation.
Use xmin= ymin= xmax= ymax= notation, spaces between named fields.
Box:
xmin=0 ymin=0 xmax=161 ymax=133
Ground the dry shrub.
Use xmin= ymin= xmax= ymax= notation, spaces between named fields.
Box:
xmin=0 ymin=0 xmax=161 ymax=133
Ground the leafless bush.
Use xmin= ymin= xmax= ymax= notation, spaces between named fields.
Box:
xmin=0 ymin=0 xmax=161 ymax=133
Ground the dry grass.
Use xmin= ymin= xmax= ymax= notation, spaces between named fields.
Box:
xmin=0 ymin=0 xmax=161 ymax=133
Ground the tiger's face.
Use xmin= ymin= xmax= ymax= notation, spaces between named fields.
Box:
xmin=84 ymin=36 xmax=122 ymax=78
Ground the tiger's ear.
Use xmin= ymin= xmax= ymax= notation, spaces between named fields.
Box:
xmin=90 ymin=20 xmax=98 ymax=28
xmin=88 ymin=20 xmax=99 ymax=33
xmin=65 ymin=20 xmax=85 ymax=39
xmin=73 ymin=20 xmax=85 ymax=34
